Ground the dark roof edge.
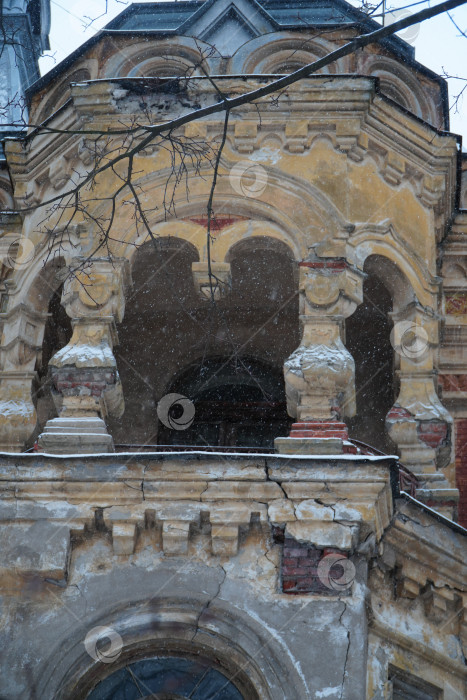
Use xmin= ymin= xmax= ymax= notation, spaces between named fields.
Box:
xmin=26 ymin=29 xmax=106 ymax=99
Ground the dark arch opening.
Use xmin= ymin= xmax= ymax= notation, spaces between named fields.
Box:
xmin=40 ymin=284 xmax=73 ymax=372
xmin=158 ymin=356 xmax=290 ymax=448
xmin=345 ymin=271 xmax=396 ymax=453
xmin=33 ymin=283 xmax=73 ymax=437
xmin=109 ymin=234 xmax=298 ymax=448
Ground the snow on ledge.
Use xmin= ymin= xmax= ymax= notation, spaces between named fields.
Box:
xmin=0 ymin=450 xmax=399 ymax=461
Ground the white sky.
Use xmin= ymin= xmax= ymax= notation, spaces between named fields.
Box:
xmin=40 ymin=0 xmax=467 ymax=140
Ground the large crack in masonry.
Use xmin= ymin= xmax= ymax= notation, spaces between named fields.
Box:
xmin=264 ymin=463 xmax=289 ymax=501
xmin=190 ymin=564 xmax=227 ymax=642
xmin=199 ymin=481 xmax=210 ymax=502
xmin=141 ymin=461 xmax=151 ymax=502
xmin=338 ymin=600 xmax=350 ymax=700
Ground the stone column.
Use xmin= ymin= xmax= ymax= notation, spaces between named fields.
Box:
xmin=275 ymin=259 xmax=365 ymax=455
xmin=38 ymin=258 xmax=129 ymax=454
xmin=0 ymin=303 xmax=49 ymax=451
xmin=386 ymin=303 xmax=456 ymax=512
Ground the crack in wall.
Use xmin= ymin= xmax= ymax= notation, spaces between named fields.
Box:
xmin=190 ymin=564 xmax=227 ymax=643
xmin=338 ymin=600 xmax=350 ymax=700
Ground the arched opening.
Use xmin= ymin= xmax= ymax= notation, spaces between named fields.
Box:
xmin=21 ymin=258 xmax=73 ymax=434
xmin=101 ymin=39 xmax=207 ymax=80
xmin=226 ymin=235 xmax=297 ymax=305
xmin=159 ymin=356 xmax=289 ymax=448
xmin=239 ymin=36 xmax=343 ymax=75
xmin=345 ymin=261 xmax=396 ymax=453
xmin=86 ymin=654 xmax=247 ymax=699
xmin=34 ymin=283 xmax=73 ymax=432
xmin=109 ymin=233 xmax=298 ymax=448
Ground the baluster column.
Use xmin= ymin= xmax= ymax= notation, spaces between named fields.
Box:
xmin=275 ymin=259 xmax=365 ymax=455
xmin=38 ymin=258 xmax=129 ymax=453
xmin=386 ymin=303 xmax=456 ymax=513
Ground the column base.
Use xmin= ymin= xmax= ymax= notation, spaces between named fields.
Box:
xmin=275 ymin=422 xmax=357 ymax=455
xmin=290 ymin=421 xmax=349 ymax=439
xmin=37 ymin=417 xmax=114 ymax=454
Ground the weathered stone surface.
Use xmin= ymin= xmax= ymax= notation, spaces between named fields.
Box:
xmin=112 ymin=522 xmax=137 ymax=555
xmin=275 ymin=436 xmax=344 ymax=454
xmin=0 ymin=2 xmax=466 ymax=697
xmin=0 ymin=521 xmax=70 ymax=583
xmin=286 ymin=521 xmax=354 ymax=550
xmin=38 ymin=416 xmax=114 ymax=453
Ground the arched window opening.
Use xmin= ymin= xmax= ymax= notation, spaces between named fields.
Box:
xmin=108 ymin=238 xmax=200 ymax=445
xmin=34 ymin=283 xmax=72 ymax=432
xmin=40 ymin=284 xmax=72 ymax=371
xmin=229 ymin=241 xmax=296 ymax=308
xmin=158 ymin=356 xmax=290 ymax=448
xmin=345 ymin=272 xmax=396 ymax=453
xmin=109 ymin=233 xmax=298 ymax=448
xmin=130 ymin=58 xmax=196 ymax=78
xmin=86 ymin=655 xmax=246 ymax=699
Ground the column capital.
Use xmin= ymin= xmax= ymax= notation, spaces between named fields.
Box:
xmin=298 ymin=259 xmax=365 ymax=318
xmin=62 ymin=257 xmax=130 ymax=322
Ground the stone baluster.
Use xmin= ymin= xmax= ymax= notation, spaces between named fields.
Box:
xmin=275 ymin=259 xmax=365 ymax=455
xmin=386 ymin=303 xmax=456 ymax=512
xmin=38 ymin=258 xmax=130 ymax=454
xmin=0 ymin=303 xmax=49 ymax=451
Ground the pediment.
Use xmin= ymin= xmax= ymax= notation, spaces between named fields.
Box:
xmin=180 ymin=0 xmax=276 ymax=56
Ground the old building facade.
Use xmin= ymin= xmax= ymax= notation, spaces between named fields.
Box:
xmin=0 ymin=1 xmax=466 ymax=697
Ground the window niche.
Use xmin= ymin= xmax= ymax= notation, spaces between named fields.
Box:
xmin=389 ymin=666 xmax=442 ymax=700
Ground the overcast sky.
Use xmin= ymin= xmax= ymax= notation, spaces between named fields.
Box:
xmin=40 ymin=0 xmax=467 ymax=140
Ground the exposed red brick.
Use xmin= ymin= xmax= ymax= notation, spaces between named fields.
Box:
xmin=343 ymin=443 xmax=358 ymax=454
xmin=188 ymin=216 xmax=245 ymax=232
xmin=285 ymin=547 xmax=306 ymax=558
xmin=439 ymin=374 xmax=467 ymax=392
xmin=386 ymin=406 xmax=413 ymax=420
xmin=283 ymin=557 xmax=297 ymax=566
xmin=417 ymin=421 xmax=448 ymax=449
xmin=281 ymin=536 xmax=352 ymax=595
xmin=455 ymin=419 xmax=467 ymax=527
xmin=283 ymin=566 xmax=309 ymax=576
xmin=445 ymin=293 xmax=467 ymax=315
xmin=282 ymin=580 xmax=297 ymax=592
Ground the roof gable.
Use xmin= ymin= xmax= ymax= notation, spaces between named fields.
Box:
xmin=179 ymin=0 xmax=277 ymax=56
xmin=181 ymin=0 xmax=276 ymax=56
xmin=182 ymin=0 xmax=275 ymax=32
xmin=199 ymin=7 xmax=260 ymax=56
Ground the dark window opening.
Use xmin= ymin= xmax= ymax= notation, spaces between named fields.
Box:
xmin=40 ymin=284 xmax=72 ymax=375
xmin=158 ymin=357 xmax=291 ymax=448
xmin=345 ymin=272 xmax=396 ymax=453
xmin=33 ymin=285 xmax=72 ymax=437
xmin=389 ymin=666 xmax=442 ymax=699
